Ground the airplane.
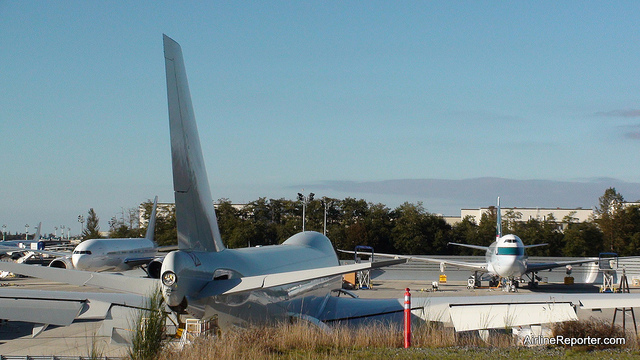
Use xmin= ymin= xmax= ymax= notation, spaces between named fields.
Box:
xmin=0 ymin=222 xmax=44 ymax=250
xmin=342 ymin=197 xmax=599 ymax=292
xmin=0 ymin=197 xmax=171 ymax=275
xmin=0 ymin=35 xmax=407 ymax=334
xmin=0 ymin=222 xmax=46 ymax=261
xmin=0 ymin=35 xmax=639 ymax=346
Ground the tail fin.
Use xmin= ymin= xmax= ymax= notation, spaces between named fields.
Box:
xmin=163 ymin=34 xmax=225 ymax=252
xmin=144 ymin=196 xmax=159 ymax=241
xmin=496 ymin=197 xmax=502 ymax=239
xmin=33 ymin=222 xmax=42 ymax=241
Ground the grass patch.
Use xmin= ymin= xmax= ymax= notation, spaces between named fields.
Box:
xmin=157 ymin=320 xmax=640 ymax=360
xmin=128 ymin=287 xmax=167 ymax=360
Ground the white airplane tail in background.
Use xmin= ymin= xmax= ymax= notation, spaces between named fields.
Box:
xmin=144 ymin=196 xmax=159 ymax=241
xmin=496 ymin=197 xmax=502 ymax=239
xmin=164 ymin=34 xmax=225 ymax=253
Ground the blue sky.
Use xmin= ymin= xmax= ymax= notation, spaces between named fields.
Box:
xmin=2 ymin=1 xmax=640 ymax=234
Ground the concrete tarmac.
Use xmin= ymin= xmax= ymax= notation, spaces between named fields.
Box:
xmin=1 ymin=266 xmax=638 ymax=356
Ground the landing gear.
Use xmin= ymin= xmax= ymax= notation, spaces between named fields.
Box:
xmin=525 ymin=272 xmax=540 ymax=289
xmin=501 ymin=278 xmax=518 ymax=292
xmin=467 ymin=271 xmax=481 ymax=289
xmin=488 ymin=276 xmax=500 ymax=288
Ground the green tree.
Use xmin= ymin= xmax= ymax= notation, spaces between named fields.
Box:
xmin=450 ymin=216 xmax=480 ymax=255
xmin=594 ymin=187 xmax=625 ymax=252
xmin=563 ymin=222 xmax=603 ymax=256
xmin=108 ymin=207 xmax=142 ymax=239
xmin=82 ymin=208 xmax=101 ymax=240
xmin=391 ymin=202 xmax=451 ymax=255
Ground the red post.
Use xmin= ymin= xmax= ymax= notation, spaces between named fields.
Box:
xmin=404 ymin=287 xmax=411 ymax=348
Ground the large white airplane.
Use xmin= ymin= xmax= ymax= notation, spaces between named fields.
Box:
xmin=345 ymin=197 xmax=599 ymax=291
xmin=0 ymin=197 xmax=170 ymax=275
xmin=0 ymin=35 xmax=406 ymax=332
xmin=1 ymin=35 xmax=639 ymax=343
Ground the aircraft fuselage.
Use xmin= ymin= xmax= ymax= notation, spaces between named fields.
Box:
xmin=485 ymin=234 xmax=527 ymax=278
xmin=160 ymin=231 xmax=342 ymax=325
xmin=72 ymin=238 xmax=157 ymax=271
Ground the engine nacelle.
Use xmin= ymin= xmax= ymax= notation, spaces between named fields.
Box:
xmin=49 ymin=257 xmax=73 ymax=269
xmin=147 ymin=258 xmax=164 ymax=279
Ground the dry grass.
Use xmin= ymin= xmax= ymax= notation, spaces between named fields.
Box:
xmin=157 ymin=320 xmax=640 ymax=360
xmin=552 ymin=317 xmax=635 ymax=350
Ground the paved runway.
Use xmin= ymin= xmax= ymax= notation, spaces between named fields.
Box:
xmin=1 ymin=261 xmax=639 ymax=357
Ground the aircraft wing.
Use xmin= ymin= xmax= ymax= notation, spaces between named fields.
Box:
xmin=338 ymin=249 xmax=488 ymax=272
xmin=526 ymin=258 xmax=598 ymax=273
xmin=0 ymin=260 xmax=158 ymax=296
xmin=0 ymin=245 xmax=68 ymax=257
xmin=123 ymin=256 xmax=158 ymax=267
xmin=157 ymin=245 xmax=179 ymax=252
xmin=195 ymin=259 xmax=406 ymax=299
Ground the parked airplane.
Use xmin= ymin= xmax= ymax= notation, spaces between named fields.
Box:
xmin=0 ymin=35 xmax=406 ymax=333
xmin=0 ymin=222 xmax=43 ymax=250
xmin=0 ymin=197 xmax=172 ymax=275
xmin=343 ymin=197 xmax=598 ymax=291
xmin=0 ymin=222 xmax=46 ymax=261
xmin=53 ymin=196 xmax=169 ymax=274
xmin=3 ymin=35 xmax=640 ymax=345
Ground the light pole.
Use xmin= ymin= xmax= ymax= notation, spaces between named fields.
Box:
xmin=78 ymin=215 xmax=84 ymax=240
xmin=60 ymin=225 xmax=65 ymax=241
xmin=321 ymin=198 xmax=332 ymax=236
xmin=297 ymin=191 xmax=314 ymax=232
xmin=25 ymin=224 xmax=29 ymax=240
xmin=54 ymin=226 xmax=58 ymax=239
xmin=2 ymin=225 xmax=5 ymax=241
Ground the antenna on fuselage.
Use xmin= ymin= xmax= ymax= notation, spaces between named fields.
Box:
xmin=496 ymin=197 xmax=502 ymax=239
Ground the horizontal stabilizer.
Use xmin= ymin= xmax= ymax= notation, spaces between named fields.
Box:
xmin=0 ymin=260 xmax=158 ymax=296
xmin=447 ymin=242 xmax=488 ymax=251
xmin=195 ymin=259 xmax=406 ymax=299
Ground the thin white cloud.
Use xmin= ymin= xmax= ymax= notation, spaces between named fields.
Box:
xmin=594 ymin=109 xmax=640 ymax=118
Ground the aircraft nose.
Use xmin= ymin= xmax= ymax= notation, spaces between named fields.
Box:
xmin=72 ymin=254 xmax=86 ymax=270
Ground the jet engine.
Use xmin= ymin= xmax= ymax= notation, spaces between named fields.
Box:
xmin=49 ymin=257 xmax=73 ymax=269
xmin=147 ymin=258 xmax=164 ymax=279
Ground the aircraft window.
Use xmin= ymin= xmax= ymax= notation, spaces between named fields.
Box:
xmin=497 ymin=247 xmax=523 ymax=256
xmin=72 ymin=250 xmax=92 ymax=255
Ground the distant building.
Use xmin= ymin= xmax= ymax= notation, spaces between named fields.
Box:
xmin=459 ymin=207 xmax=594 ymax=231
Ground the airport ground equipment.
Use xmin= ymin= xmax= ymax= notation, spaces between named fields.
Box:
xmin=599 ymin=252 xmax=618 ymax=293
xmin=612 ymin=267 xmax=637 ymax=335
xmin=354 ymin=245 xmax=373 ymax=289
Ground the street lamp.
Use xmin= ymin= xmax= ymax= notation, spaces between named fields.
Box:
xmin=60 ymin=225 xmax=65 ymax=240
xmin=78 ymin=215 xmax=85 ymax=239
xmin=297 ymin=191 xmax=315 ymax=232
xmin=321 ymin=198 xmax=332 ymax=236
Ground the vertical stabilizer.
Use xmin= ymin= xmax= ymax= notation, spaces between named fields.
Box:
xmin=496 ymin=197 xmax=502 ymax=239
xmin=163 ymin=34 xmax=225 ymax=252
xmin=33 ymin=222 xmax=42 ymax=241
xmin=144 ymin=196 xmax=159 ymax=241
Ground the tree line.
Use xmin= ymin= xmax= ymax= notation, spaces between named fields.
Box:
xmin=85 ymin=187 xmax=640 ymax=258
